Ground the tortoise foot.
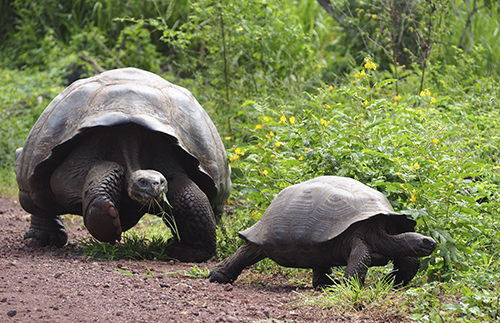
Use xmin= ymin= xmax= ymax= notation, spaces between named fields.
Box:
xmin=166 ymin=242 xmax=212 ymax=263
xmin=24 ymin=215 xmax=68 ymax=248
xmin=84 ymin=197 xmax=122 ymax=244
xmin=208 ymin=266 xmax=235 ymax=284
xmin=313 ymin=269 xmax=341 ymax=289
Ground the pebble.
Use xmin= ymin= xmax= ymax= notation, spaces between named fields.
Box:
xmin=7 ymin=310 xmax=16 ymax=317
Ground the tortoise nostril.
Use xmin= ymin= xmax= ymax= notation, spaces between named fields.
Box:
xmin=423 ymin=238 xmax=437 ymax=248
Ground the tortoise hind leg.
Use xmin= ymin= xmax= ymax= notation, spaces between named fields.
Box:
xmin=209 ymin=242 xmax=266 ymax=283
xmin=163 ymin=176 xmax=218 ymax=262
xmin=312 ymin=267 xmax=340 ymax=288
xmin=24 ymin=215 xmax=68 ymax=248
xmin=19 ymin=190 xmax=68 ymax=248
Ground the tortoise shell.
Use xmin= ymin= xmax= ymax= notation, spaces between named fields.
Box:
xmin=15 ymin=67 xmax=231 ymax=214
xmin=240 ymin=176 xmax=415 ymax=248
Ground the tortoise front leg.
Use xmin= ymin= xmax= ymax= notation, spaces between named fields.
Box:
xmin=163 ymin=176 xmax=218 ymax=262
xmin=82 ymin=162 xmax=125 ymax=244
xmin=387 ymin=256 xmax=421 ymax=286
xmin=209 ymin=242 xmax=266 ymax=284
xmin=344 ymin=239 xmax=371 ymax=285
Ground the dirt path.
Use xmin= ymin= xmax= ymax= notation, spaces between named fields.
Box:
xmin=0 ymin=196 xmax=403 ymax=323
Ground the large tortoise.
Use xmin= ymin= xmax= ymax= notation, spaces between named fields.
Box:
xmin=15 ymin=67 xmax=231 ymax=262
xmin=210 ymin=176 xmax=436 ymax=287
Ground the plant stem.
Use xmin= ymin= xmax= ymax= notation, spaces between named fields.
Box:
xmin=217 ymin=0 xmax=231 ymax=134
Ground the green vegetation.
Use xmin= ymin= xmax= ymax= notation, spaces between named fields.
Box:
xmin=1 ymin=0 xmax=499 ymax=321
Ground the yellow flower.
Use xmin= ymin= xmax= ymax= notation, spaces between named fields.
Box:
xmin=232 ymin=154 xmax=240 ymax=160
xmin=449 ymin=183 xmax=454 ymax=188
xmin=354 ymin=73 xmax=360 ymax=78
xmin=236 ymin=27 xmax=243 ymax=31
xmin=255 ymin=124 xmax=263 ymax=130
xmin=360 ymin=113 xmax=365 ymax=117
xmin=270 ymin=154 xmax=276 ymax=158
xmin=372 ymin=14 xmax=377 ymax=19
xmin=356 ymin=122 xmax=360 ymax=127
xmin=262 ymin=169 xmax=268 ymax=175
xmin=229 ymin=157 xmax=234 ymax=162
xmin=432 ymin=138 xmax=439 ymax=145
xmin=299 ymin=156 xmax=304 ymax=160
xmin=270 ymin=131 xmax=274 ymax=136
xmin=414 ymin=162 xmax=420 ymax=169
xmin=329 ymin=85 xmax=334 ymax=90
xmin=431 ymin=97 xmax=436 ymax=103
xmin=225 ymin=137 xmax=232 ymax=140
xmin=275 ymin=141 xmax=281 ymax=147
xmin=304 ymin=147 xmax=311 ymax=151
xmin=400 ymin=184 xmax=404 ymax=188
xmin=410 ymin=195 xmax=416 ymax=202
xmin=263 ymin=116 xmax=270 ymax=122
xmin=420 ymin=91 xmax=425 ymax=97
xmin=289 ymin=116 xmax=296 ymax=124
xmin=235 ymin=148 xmax=241 ymax=154
xmin=325 ymin=104 xmax=330 ymax=109
xmin=426 ymin=90 xmax=431 ymax=96
xmin=280 ymin=115 xmax=287 ymax=123
xmin=258 ymin=142 xmax=262 ymax=146
xmin=364 ymin=100 xmax=368 ymax=105
xmin=320 ymin=119 xmax=328 ymax=126
xmin=360 ymin=69 xmax=366 ymax=77
xmin=394 ymin=102 xmax=398 ymax=106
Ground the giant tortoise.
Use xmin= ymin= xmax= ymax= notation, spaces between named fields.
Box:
xmin=210 ymin=176 xmax=436 ymax=287
xmin=15 ymin=67 xmax=231 ymax=262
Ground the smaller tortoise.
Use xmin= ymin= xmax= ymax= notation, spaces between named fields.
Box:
xmin=210 ymin=176 xmax=436 ymax=288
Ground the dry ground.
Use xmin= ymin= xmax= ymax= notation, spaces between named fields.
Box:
xmin=0 ymin=196 xmax=408 ymax=323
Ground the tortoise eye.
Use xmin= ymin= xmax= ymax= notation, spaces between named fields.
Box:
xmin=138 ymin=178 xmax=147 ymax=187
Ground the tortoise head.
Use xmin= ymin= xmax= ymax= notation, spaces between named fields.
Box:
xmin=128 ymin=170 xmax=167 ymax=204
xmin=395 ymin=232 xmax=437 ymax=257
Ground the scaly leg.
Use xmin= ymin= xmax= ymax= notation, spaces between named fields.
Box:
xmin=344 ymin=239 xmax=371 ymax=285
xmin=82 ymin=162 xmax=124 ymax=244
xmin=387 ymin=256 xmax=421 ymax=286
xmin=163 ymin=176 xmax=218 ymax=262
xmin=209 ymin=242 xmax=266 ymax=283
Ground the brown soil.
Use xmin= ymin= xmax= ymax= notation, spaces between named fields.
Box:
xmin=0 ymin=196 xmax=406 ymax=323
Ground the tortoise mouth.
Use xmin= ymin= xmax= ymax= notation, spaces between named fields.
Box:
xmin=128 ymin=170 xmax=168 ymax=204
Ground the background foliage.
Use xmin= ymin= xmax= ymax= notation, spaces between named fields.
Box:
xmin=1 ymin=0 xmax=499 ymax=321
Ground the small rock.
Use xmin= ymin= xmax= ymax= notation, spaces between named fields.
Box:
xmin=263 ymin=309 xmax=270 ymax=318
xmin=116 ymin=311 xmax=123 ymax=316
xmin=159 ymin=282 xmax=169 ymax=288
xmin=103 ymin=283 xmax=110 ymax=288
xmin=7 ymin=310 xmax=16 ymax=317
xmin=0 ymin=297 xmax=7 ymax=303
xmin=223 ymin=284 xmax=233 ymax=292
xmin=54 ymin=272 xmax=63 ymax=278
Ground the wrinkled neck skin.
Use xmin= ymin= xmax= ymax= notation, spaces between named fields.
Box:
xmin=363 ymin=220 xmax=423 ymax=257
xmin=116 ymin=128 xmax=143 ymax=177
